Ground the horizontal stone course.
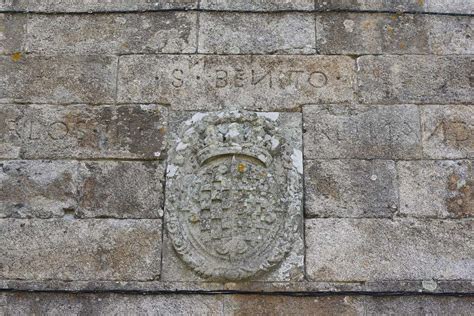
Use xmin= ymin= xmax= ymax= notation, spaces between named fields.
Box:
xmin=399 ymin=160 xmax=473 ymax=218
xmin=3 ymin=0 xmax=471 ymax=13
xmin=315 ymin=0 xmax=474 ymax=15
xmin=0 ymin=104 xmax=167 ymax=159
xmin=2 ymin=292 xmax=473 ymax=315
xmin=0 ymin=55 xmax=117 ymax=104
xmin=0 ymin=0 xmax=197 ymax=12
xmin=0 ymin=160 xmax=164 ymax=219
xmin=421 ymin=104 xmax=473 ymax=159
xmin=199 ymin=12 xmax=315 ymax=54
xmin=305 ymin=159 xmax=398 ymax=218
xmin=306 ymin=218 xmax=473 ymax=281
xmin=223 ymin=295 xmax=474 ymax=316
xmin=317 ymin=13 xmax=473 ymax=55
xmin=118 ymin=55 xmax=355 ymax=110
xmin=357 ymin=56 xmax=473 ymax=105
xmin=1 ymin=292 xmax=222 ymax=315
xmin=5 ymin=12 xmax=469 ymax=56
xmin=303 ymin=104 xmax=421 ymax=159
xmin=1 ymin=219 xmax=162 ymax=281
xmin=26 ymin=12 xmax=197 ymax=54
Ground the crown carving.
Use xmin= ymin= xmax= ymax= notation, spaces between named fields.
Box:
xmin=183 ymin=112 xmax=280 ymax=167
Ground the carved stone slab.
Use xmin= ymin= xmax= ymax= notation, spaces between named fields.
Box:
xmin=164 ymin=111 xmax=303 ymax=281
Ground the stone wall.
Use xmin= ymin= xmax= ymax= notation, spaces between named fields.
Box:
xmin=1 ymin=0 xmax=473 ymax=314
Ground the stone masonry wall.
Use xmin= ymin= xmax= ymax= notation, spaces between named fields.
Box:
xmin=1 ymin=0 xmax=473 ymax=314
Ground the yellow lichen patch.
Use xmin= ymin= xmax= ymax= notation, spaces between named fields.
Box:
xmin=417 ymin=0 xmax=425 ymax=6
xmin=386 ymin=25 xmax=395 ymax=33
xmin=189 ymin=213 xmax=199 ymax=223
xmin=11 ymin=52 xmax=22 ymax=62
xmin=390 ymin=13 xmax=402 ymax=21
xmin=237 ymin=163 xmax=246 ymax=173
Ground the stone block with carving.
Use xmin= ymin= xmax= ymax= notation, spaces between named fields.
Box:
xmin=421 ymin=104 xmax=473 ymax=159
xmin=163 ymin=110 xmax=303 ymax=281
xmin=117 ymin=55 xmax=355 ymax=110
xmin=303 ymin=104 xmax=422 ymax=159
xmin=0 ymin=104 xmax=167 ymax=159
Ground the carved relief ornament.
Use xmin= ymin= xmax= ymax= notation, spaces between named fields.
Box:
xmin=165 ymin=111 xmax=302 ymax=280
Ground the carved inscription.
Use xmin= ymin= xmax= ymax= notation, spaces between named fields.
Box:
xmin=1 ymin=105 xmax=167 ymax=159
xmin=427 ymin=120 xmax=473 ymax=148
xmin=7 ymin=119 xmax=138 ymax=146
xmin=7 ymin=118 xmax=127 ymax=143
xmin=118 ymin=55 xmax=355 ymax=109
xmin=169 ymin=68 xmax=328 ymax=90
xmin=165 ymin=111 xmax=302 ymax=280
xmin=316 ymin=119 xmax=417 ymax=143
xmin=211 ymin=69 xmax=327 ymax=89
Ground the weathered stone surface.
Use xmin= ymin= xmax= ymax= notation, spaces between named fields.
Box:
xmin=200 ymin=0 xmax=314 ymax=11
xmin=161 ymin=227 xmax=305 ymax=282
xmin=315 ymin=0 xmax=474 ymax=14
xmin=78 ymin=161 xmax=164 ymax=219
xmin=3 ymin=0 xmax=197 ymax=12
xmin=1 ymin=219 xmax=162 ymax=280
xmin=428 ymin=15 xmax=474 ymax=55
xmin=164 ymin=111 xmax=303 ymax=281
xmin=0 ymin=14 xmax=26 ymax=54
xmin=118 ymin=55 xmax=355 ymax=110
xmin=303 ymin=104 xmax=421 ymax=159
xmin=399 ymin=160 xmax=473 ymax=218
xmin=224 ymin=295 xmax=474 ymax=315
xmin=363 ymin=296 xmax=474 ymax=315
xmin=0 ymin=0 xmax=22 ymax=11
xmin=224 ymin=295 xmax=364 ymax=315
xmin=1 ymin=1 xmax=472 ymax=298
xmin=27 ymin=12 xmax=197 ymax=55
xmin=305 ymin=159 xmax=398 ymax=218
xmin=0 ymin=292 xmax=223 ymax=315
xmin=2 ymin=292 xmax=473 ymax=315
xmin=199 ymin=12 xmax=315 ymax=54
xmin=1 ymin=278 xmax=473 ymax=294
xmin=0 ymin=160 xmax=79 ymax=219
xmin=0 ymin=104 xmax=167 ymax=159
xmin=421 ymin=105 xmax=473 ymax=159
xmin=357 ymin=56 xmax=473 ymax=104
xmin=306 ymin=218 xmax=473 ymax=281
xmin=317 ymin=13 xmax=473 ymax=55
xmin=0 ymin=160 xmax=165 ymax=219
xmin=0 ymin=55 xmax=117 ymax=104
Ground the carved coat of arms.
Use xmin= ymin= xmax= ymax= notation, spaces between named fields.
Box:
xmin=165 ymin=111 xmax=302 ymax=280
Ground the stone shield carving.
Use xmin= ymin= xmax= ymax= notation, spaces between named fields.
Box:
xmin=165 ymin=111 xmax=302 ymax=280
